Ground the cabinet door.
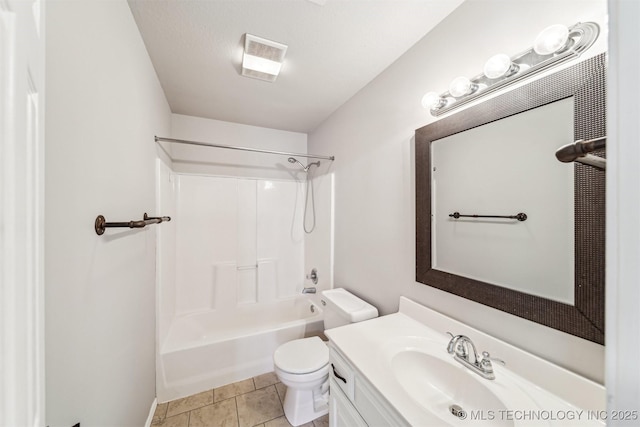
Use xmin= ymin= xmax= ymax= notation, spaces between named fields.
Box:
xmin=329 ymin=378 xmax=368 ymax=427
xmin=354 ymin=376 xmax=409 ymax=427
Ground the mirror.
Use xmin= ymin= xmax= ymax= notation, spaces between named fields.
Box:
xmin=431 ymin=97 xmax=575 ymax=304
xmin=415 ymin=53 xmax=605 ymax=344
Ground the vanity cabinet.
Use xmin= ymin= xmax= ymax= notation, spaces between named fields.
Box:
xmin=325 ymin=298 xmax=606 ymax=426
xmin=329 ymin=344 xmax=408 ymax=427
xmin=329 ymin=378 xmax=367 ymax=427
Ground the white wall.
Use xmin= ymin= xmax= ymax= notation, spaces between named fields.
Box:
xmin=45 ymin=1 xmax=171 ymax=426
xmin=169 ymin=114 xmax=308 ymax=180
xmin=606 ymin=0 xmax=640 ymax=417
xmin=309 ymin=0 xmax=607 ymax=383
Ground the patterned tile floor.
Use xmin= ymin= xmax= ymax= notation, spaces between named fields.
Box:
xmin=151 ymin=372 xmax=329 ymax=427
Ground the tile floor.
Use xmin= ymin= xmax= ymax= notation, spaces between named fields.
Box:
xmin=151 ymin=372 xmax=329 ymax=427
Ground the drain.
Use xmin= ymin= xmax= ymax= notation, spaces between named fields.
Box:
xmin=449 ymin=404 xmax=467 ymax=420
xmin=310 ymin=305 xmax=315 ymax=313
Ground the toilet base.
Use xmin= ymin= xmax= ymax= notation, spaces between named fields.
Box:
xmin=282 ymin=386 xmax=329 ymax=426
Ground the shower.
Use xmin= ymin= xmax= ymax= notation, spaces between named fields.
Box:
xmin=288 ymin=157 xmax=320 ymax=172
xmin=288 ymin=157 xmax=320 ymax=233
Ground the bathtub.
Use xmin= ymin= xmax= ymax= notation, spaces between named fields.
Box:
xmin=157 ymin=296 xmax=324 ymax=402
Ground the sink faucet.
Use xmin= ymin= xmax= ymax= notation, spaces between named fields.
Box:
xmin=446 ymin=333 xmax=504 ymax=380
xmin=302 ymin=287 xmax=316 ymax=294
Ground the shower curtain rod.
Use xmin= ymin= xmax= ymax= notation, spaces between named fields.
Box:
xmin=155 ymin=136 xmax=335 ymax=161
xmin=555 ymin=136 xmax=606 ymax=170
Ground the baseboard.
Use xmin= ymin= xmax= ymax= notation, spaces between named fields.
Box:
xmin=145 ymin=398 xmax=158 ymax=427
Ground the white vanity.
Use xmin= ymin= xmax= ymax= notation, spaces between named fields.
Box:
xmin=325 ymin=297 xmax=606 ymax=426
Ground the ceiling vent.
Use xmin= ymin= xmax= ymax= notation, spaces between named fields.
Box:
xmin=242 ymin=34 xmax=288 ymax=82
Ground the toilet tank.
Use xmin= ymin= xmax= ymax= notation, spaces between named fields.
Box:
xmin=321 ymin=288 xmax=378 ymax=330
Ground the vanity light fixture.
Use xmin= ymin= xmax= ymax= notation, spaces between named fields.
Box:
xmin=242 ymin=34 xmax=288 ymax=82
xmin=421 ymin=91 xmax=446 ymax=110
xmin=483 ymin=53 xmax=520 ymax=79
xmin=533 ymin=24 xmax=571 ymax=55
xmin=448 ymin=76 xmax=479 ymax=98
xmin=421 ymin=22 xmax=599 ymax=116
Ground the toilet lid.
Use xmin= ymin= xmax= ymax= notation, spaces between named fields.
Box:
xmin=274 ymin=336 xmax=329 ymax=374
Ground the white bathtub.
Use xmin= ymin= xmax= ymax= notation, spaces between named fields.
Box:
xmin=157 ymin=296 xmax=324 ymax=402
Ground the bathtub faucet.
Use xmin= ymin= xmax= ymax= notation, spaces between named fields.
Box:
xmin=307 ymin=268 xmax=318 ymax=285
xmin=302 ymin=287 xmax=317 ymax=294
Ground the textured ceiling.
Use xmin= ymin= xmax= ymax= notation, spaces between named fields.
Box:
xmin=128 ymin=0 xmax=463 ymax=133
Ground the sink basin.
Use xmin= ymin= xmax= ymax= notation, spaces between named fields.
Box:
xmin=379 ymin=336 xmax=553 ymax=427
xmin=391 ymin=350 xmax=513 ymax=426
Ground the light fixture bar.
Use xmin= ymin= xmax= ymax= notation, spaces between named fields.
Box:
xmin=425 ymin=22 xmax=599 ymax=117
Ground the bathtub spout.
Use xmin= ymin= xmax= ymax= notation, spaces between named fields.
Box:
xmin=302 ymin=287 xmax=317 ymax=294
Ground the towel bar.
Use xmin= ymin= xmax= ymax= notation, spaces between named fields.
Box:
xmin=95 ymin=213 xmax=171 ymax=235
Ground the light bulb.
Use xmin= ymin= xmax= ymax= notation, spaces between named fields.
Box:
xmin=533 ymin=24 xmax=570 ymax=55
xmin=448 ymin=76 xmax=477 ymax=98
xmin=421 ymin=92 xmax=444 ymax=110
xmin=483 ymin=53 xmax=519 ymax=79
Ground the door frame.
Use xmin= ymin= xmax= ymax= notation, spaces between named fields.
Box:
xmin=0 ymin=0 xmax=45 ymax=425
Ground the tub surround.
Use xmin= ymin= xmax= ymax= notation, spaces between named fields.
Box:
xmin=172 ymin=175 xmax=306 ymax=315
xmin=156 ymin=166 xmax=333 ymax=402
xmin=326 ymin=297 xmax=605 ymax=426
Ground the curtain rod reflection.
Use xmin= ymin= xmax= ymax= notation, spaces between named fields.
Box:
xmin=555 ymin=136 xmax=606 ymax=170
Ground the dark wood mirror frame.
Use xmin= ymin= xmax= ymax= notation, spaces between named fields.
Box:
xmin=415 ymin=53 xmax=605 ymax=344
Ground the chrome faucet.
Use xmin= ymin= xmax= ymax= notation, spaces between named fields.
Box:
xmin=446 ymin=332 xmax=504 ymax=380
xmin=303 ymin=268 xmax=318 ymax=293
xmin=307 ymin=268 xmax=318 ymax=285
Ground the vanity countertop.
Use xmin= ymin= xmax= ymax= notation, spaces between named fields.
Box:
xmin=325 ymin=297 xmax=606 ymax=426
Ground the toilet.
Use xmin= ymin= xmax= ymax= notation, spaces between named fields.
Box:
xmin=273 ymin=288 xmax=378 ymax=426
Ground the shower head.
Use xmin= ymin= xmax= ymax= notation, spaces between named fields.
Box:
xmin=306 ymin=161 xmax=321 ymax=171
xmin=287 ymin=157 xmax=320 ymax=172
xmin=288 ymin=157 xmax=305 ymax=169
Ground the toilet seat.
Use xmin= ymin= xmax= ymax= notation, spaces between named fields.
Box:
xmin=274 ymin=336 xmax=329 ymax=374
